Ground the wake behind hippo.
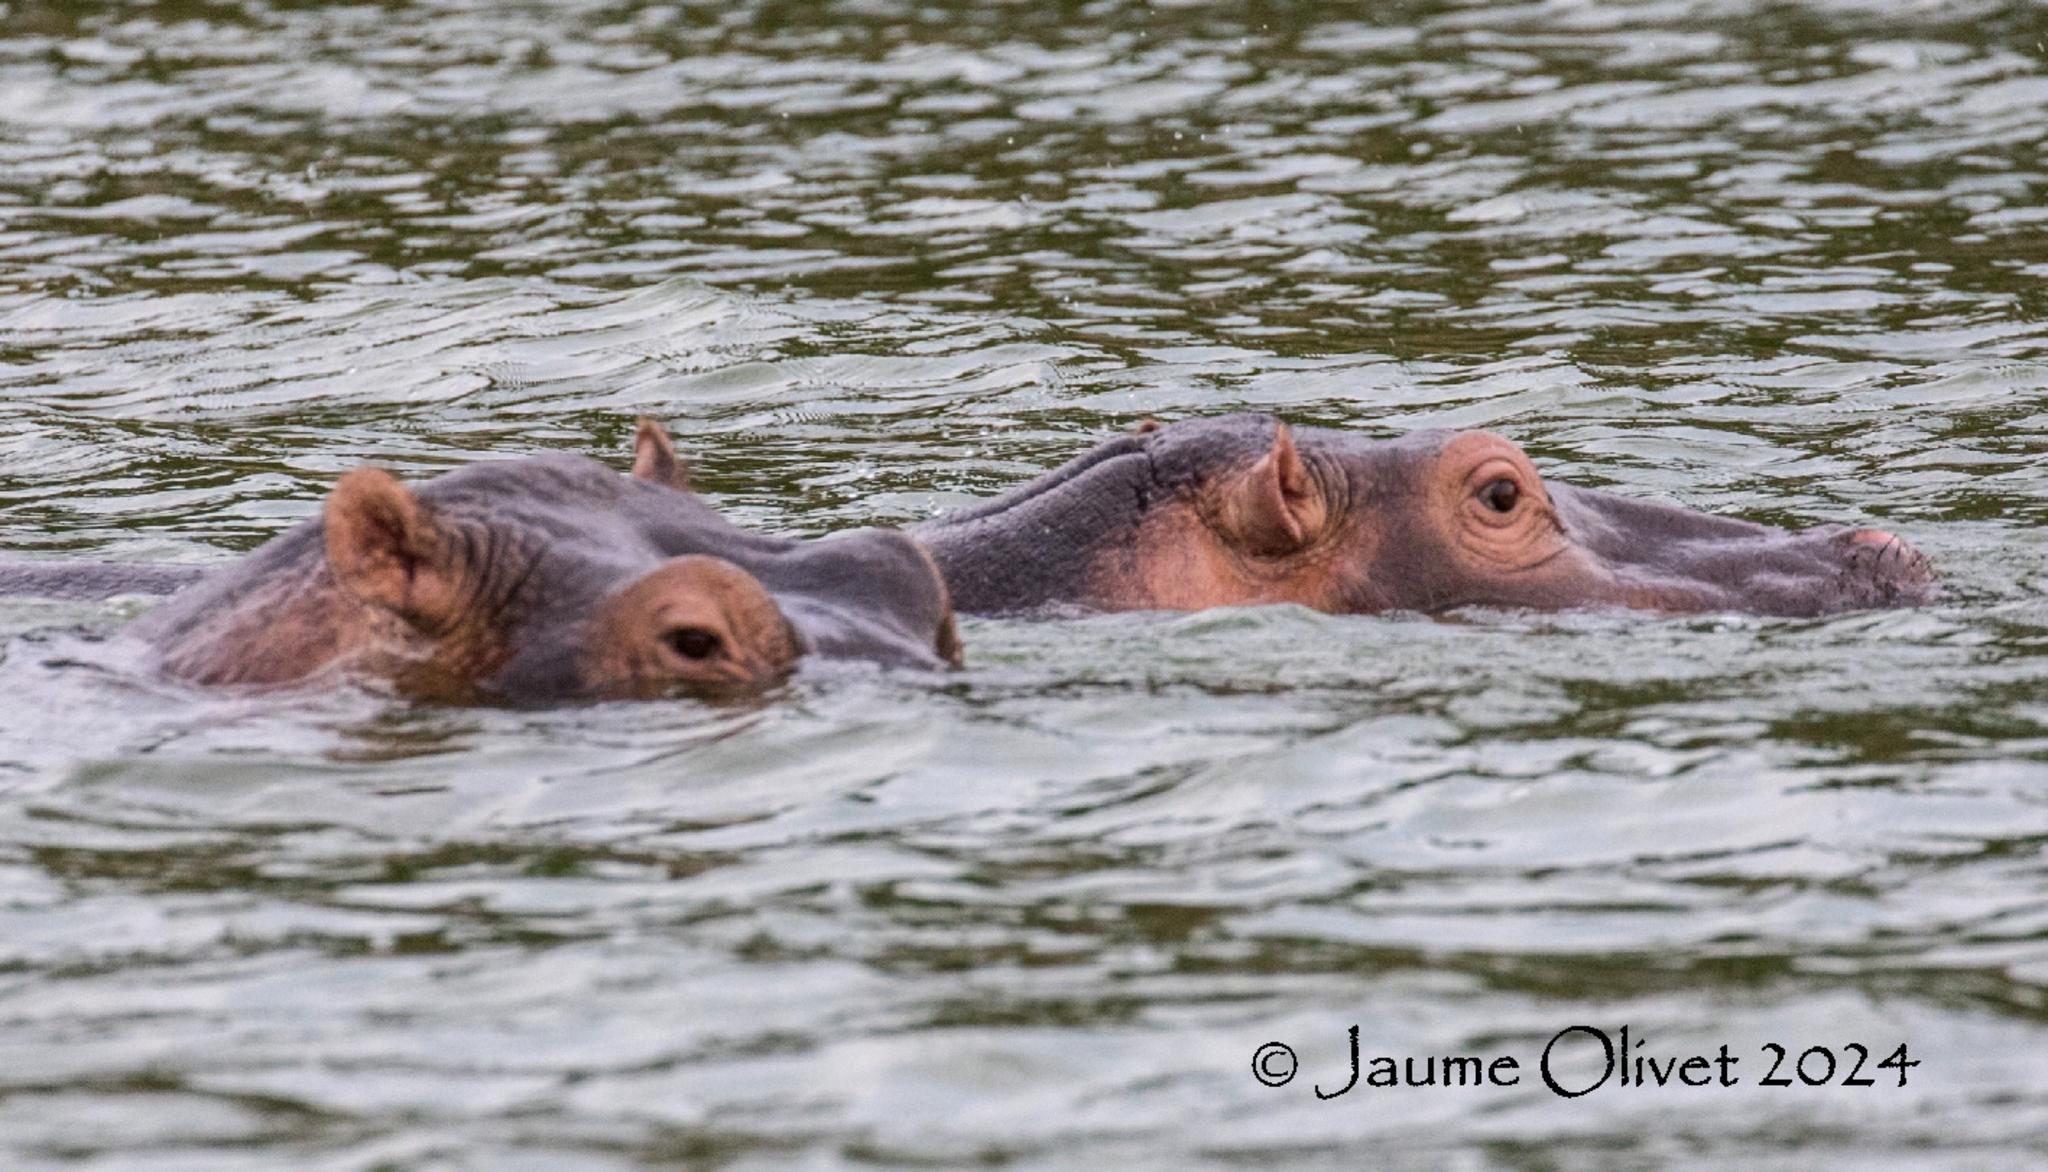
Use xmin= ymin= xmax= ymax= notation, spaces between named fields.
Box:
xmin=915 ymin=414 xmax=1934 ymax=618
xmin=31 ymin=421 xmax=960 ymax=703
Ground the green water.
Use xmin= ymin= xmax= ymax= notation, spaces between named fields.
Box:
xmin=2 ymin=1 xmax=2047 ymax=1167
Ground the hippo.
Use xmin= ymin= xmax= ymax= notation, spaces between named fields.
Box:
xmin=914 ymin=414 xmax=1934 ymax=617
xmin=0 ymin=560 xmax=208 ymax=600
xmin=11 ymin=421 xmax=960 ymax=702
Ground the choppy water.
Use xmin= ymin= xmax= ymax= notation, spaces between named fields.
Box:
xmin=3 ymin=1 xmax=2048 ymax=1167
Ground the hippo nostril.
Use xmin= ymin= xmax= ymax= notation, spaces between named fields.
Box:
xmin=1831 ymin=526 xmax=1935 ymax=606
xmin=1843 ymin=527 xmax=1930 ymax=570
xmin=664 ymin=626 xmax=723 ymax=661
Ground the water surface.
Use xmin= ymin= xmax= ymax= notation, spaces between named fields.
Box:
xmin=3 ymin=1 xmax=2048 ymax=1167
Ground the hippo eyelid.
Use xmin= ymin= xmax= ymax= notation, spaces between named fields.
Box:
xmin=1460 ymin=457 xmax=1536 ymax=526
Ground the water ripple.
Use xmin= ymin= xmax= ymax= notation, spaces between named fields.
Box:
xmin=3 ymin=0 xmax=2048 ymax=1166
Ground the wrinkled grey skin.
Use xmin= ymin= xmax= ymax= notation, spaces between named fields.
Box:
xmin=916 ymin=413 xmax=1937 ymax=618
xmin=10 ymin=452 xmax=957 ymax=700
xmin=1535 ymin=475 xmax=1933 ymax=616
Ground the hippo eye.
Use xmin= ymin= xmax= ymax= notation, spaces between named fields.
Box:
xmin=1479 ymin=478 xmax=1520 ymax=513
xmin=664 ymin=626 xmax=723 ymax=661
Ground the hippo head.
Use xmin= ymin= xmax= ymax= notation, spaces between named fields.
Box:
xmin=918 ymin=413 xmax=1934 ymax=618
xmin=142 ymin=421 xmax=961 ymax=701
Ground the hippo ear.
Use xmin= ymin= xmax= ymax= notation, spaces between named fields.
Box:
xmin=324 ymin=468 xmax=465 ymax=633
xmin=631 ymin=418 xmax=689 ymax=490
xmin=1218 ymin=424 xmax=1325 ymax=557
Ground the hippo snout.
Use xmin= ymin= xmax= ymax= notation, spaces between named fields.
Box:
xmin=1629 ymin=523 xmax=1940 ymax=617
xmin=1837 ymin=528 xmax=1937 ymax=608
